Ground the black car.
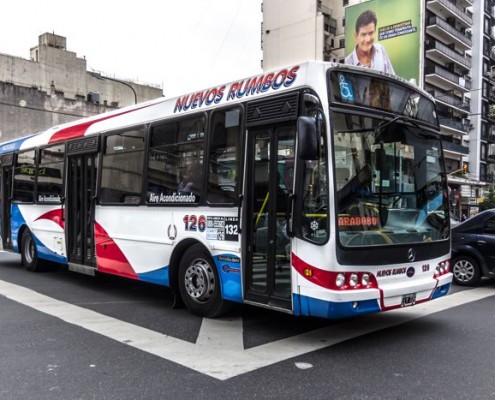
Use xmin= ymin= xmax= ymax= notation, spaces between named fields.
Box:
xmin=451 ymin=209 xmax=495 ymax=286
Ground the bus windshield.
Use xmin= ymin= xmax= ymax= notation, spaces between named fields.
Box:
xmin=332 ymin=112 xmax=449 ymax=247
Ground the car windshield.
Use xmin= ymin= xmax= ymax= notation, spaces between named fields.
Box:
xmin=332 ymin=112 xmax=449 ymax=247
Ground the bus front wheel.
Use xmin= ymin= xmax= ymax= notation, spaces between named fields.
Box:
xmin=178 ymin=243 xmax=230 ymax=318
xmin=21 ymin=230 xmax=44 ymax=272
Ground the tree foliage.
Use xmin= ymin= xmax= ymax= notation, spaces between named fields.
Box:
xmin=481 ymin=186 xmax=495 ymax=211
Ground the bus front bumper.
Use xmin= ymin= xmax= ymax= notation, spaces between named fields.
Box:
xmin=293 ymin=273 xmax=452 ymax=319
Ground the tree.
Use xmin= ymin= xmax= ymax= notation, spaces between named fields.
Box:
xmin=481 ymin=186 xmax=495 ymax=211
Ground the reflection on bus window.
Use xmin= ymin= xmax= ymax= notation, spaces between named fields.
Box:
xmin=37 ymin=144 xmax=65 ymax=203
xmin=100 ymin=126 xmax=145 ymax=204
xmin=13 ymin=150 xmax=36 ymax=203
xmin=333 ymin=112 xmax=449 ymax=247
xmin=146 ymin=116 xmax=205 ymax=205
xmin=207 ymin=108 xmax=241 ymax=204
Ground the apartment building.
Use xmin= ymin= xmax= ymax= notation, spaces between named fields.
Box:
xmin=262 ymin=0 xmax=491 ymax=217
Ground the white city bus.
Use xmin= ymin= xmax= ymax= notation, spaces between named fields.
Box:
xmin=0 ymin=62 xmax=452 ymax=318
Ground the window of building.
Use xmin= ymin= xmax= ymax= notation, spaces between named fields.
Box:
xmin=13 ymin=150 xmax=36 ymax=203
xmin=482 ymin=121 xmax=488 ymax=140
xmin=339 ymin=38 xmax=345 ymax=48
xmin=37 ymin=144 xmax=64 ymax=203
xmin=483 ymin=100 xmax=489 ymax=117
xmin=146 ymin=115 xmax=205 ymax=205
xmin=207 ymin=108 xmax=242 ymax=204
xmin=343 ymin=0 xmax=349 ymax=5
xmin=100 ymin=126 xmax=145 ymax=204
xmin=342 ymin=18 xmax=345 ymax=27
xmin=482 ymin=80 xmax=489 ymax=99
xmin=481 ymin=163 xmax=487 ymax=182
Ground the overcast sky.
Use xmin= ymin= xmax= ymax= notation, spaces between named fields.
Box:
xmin=1 ymin=0 xmax=263 ymax=97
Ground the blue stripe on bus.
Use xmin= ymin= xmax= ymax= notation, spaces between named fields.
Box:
xmin=32 ymin=233 xmax=67 ymax=264
xmin=137 ymin=266 xmax=170 ymax=286
xmin=10 ymin=204 xmax=67 ymax=263
xmin=214 ymin=254 xmax=242 ymax=303
xmin=293 ymin=294 xmax=380 ymax=319
xmin=0 ymin=134 xmax=36 ymax=155
xmin=10 ymin=204 xmax=26 ymax=252
xmin=430 ymin=282 xmax=451 ymax=299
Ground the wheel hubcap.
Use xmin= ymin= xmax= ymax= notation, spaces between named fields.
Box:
xmin=184 ymin=259 xmax=215 ymax=303
xmin=24 ymin=235 xmax=34 ymax=264
xmin=454 ymin=260 xmax=474 ymax=282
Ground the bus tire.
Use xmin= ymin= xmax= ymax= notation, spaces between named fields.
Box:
xmin=20 ymin=229 xmax=44 ymax=272
xmin=178 ymin=243 xmax=230 ymax=318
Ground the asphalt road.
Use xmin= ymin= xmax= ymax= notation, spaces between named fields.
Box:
xmin=0 ymin=251 xmax=494 ymax=400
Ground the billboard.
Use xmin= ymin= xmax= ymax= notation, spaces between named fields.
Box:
xmin=344 ymin=0 xmax=421 ymax=83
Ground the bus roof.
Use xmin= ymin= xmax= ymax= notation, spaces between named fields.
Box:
xmin=0 ymin=61 xmax=430 ymax=155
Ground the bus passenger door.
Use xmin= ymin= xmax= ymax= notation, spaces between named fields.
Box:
xmin=0 ymin=155 xmax=14 ymax=250
xmin=66 ymin=147 xmax=98 ymax=269
xmin=244 ymin=125 xmax=295 ymax=310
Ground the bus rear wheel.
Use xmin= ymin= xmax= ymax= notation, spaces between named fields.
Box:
xmin=21 ymin=230 xmax=44 ymax=272
xmin=178 ymin=243 xmax=230 ymax=318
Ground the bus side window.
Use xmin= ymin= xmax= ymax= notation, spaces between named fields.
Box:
xmin=100 ymin=126 xmax=145 ymax=205
xmin=207 ymin=108 xmax=241 ymax=204
xmin=146 ymin=116 xmax=205 ymax=204
xmin=13 ymin=150 xmax=36 ymax=203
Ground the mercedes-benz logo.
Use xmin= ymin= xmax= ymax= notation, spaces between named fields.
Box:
xmin=407 ymin=248 xmax=416 ymax=262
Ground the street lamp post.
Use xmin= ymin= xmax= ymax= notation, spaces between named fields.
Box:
xmin=90 ymin=72 xmax=138 ymax=105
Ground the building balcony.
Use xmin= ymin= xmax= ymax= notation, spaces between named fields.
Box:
xmin=439 ymin=117 xmax=470 ymax=135
xmin=441 ymin=139 xmax=470 ymax=155
xmin=427 ymin=89 xmax=470 ymax=113
xmin=426 ymin=0 xmax=473 ymax=27
xmin=484 ymin=174 xmax=495 ymax=183
xmin=426 ymin=16 xmax=472 ymax=51
xmin=425 ymin=38 xmax=471 ymax=71
xmin=485 ymin=69 xmax=495 ymax=82
xmin=481 ymin=130 xmax=495 ymax=142
xmin=425 ymin=63 xmax=471 ymax=92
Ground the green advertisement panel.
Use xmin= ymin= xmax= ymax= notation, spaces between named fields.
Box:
xmin=344 ymin=0 xmax=421 ymax=83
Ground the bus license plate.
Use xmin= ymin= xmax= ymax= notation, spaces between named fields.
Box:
xmin=401 ymin=293 xmax=416 ymax=307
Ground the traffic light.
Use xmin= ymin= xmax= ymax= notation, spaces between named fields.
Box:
xmin=462 ymin=163 xmax=468 ymax=174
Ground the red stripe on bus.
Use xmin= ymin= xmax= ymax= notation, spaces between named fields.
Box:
xmin=292 ymin=253 xmax=335 ymax=289
xmin=94 ymin=222 xmax=138 ymax=279
xmin=48 ymin=103 xmax=155 ymax=144
xmin=34 ymin=208 xmax=65 ymax=229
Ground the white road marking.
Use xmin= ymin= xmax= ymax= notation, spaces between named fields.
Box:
xmin=295 ymin=362 xmax=313 ymax=370
xmin=0 ymin=278 xmax=493 ymax=380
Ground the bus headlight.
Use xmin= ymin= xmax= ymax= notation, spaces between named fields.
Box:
xmin=336 ymin=273 xmax=345 ymax=288
xmin=361 ymin=273 xmax=370 ymax=286
xmin=434 ymin=260 xmax=450 ymax=277
xmin=349 ymin=273 xmax=358 ymax=287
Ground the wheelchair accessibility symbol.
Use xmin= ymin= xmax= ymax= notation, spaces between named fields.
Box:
xmin=338 ymin=74 xmax=355 ymax=102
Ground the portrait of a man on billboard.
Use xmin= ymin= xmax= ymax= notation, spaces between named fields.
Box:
xmin=344 ymin=0 xmax=421 ymax=83
xmin=345 ymin=9 xmax=395 ymax=74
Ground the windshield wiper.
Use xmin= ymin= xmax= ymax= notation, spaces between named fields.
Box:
xmin=337 ymin=115 xmax=421 ymax=134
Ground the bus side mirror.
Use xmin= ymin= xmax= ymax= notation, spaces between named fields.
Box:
xmin=297 ymin=116 xmax=318 ymax=160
